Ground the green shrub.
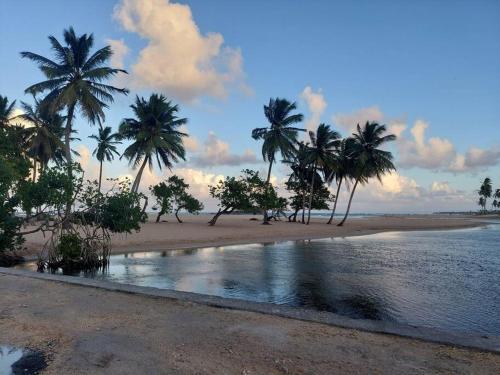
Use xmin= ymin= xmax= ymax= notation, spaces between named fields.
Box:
xmin=56 ymin=233 xmax=82 ymax=261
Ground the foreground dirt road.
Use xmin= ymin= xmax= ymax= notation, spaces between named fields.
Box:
xmin=1 ymin=273 xmax=498 ymax=374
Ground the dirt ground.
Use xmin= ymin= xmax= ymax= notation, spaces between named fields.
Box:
xmin=1 ymin=273 xmax=499 ymax=375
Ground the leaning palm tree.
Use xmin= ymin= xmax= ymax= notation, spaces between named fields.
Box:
xmin=338 ymin=122 xmax=397 ymax=226
xmin=21 ymin=27 xmax=128 ymax=218
xmin=89 ymin=125 xmax=121 ymax=190
xmin=0 ymin=95 xmax=16 ymax=128
xmin=252 ymin=98 xmax=304 ymax=222
xmin=326 ymin=138 xmax=356 ymax=224
xmin=119 ymin=94 xmax=187 ymax=193
xmin=305 ymin=124 xmax=341 ymax=224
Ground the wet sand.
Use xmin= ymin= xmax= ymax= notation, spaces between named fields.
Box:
xmin=22 ymin=214 xmax=484 ymax=256
xmin=1 ymin=273 xmax=499 ymax=374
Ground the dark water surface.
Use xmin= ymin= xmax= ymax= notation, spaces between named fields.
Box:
xmin=0 ymin=345 xmax=46 ymax=375
xmin=21 ymin=223 xmax=500 ymax=336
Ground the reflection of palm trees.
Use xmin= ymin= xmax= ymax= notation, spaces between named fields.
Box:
xmin=339 ymin=295 xmax=382 ymax=320
xmin=291 ymin=241 xmax=339 ymax=312
xmin=290 ymin=240 xmax=387 ymax=320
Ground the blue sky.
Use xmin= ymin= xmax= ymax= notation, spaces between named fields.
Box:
xmin=1 ymin=0 xmax=499 ymax=212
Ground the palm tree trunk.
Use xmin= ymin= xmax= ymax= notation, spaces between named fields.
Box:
xmin=98 ymin=160 xmax=103 ymax=191
xmin=306 ymin=163 xmax=317 ymax=225
xmin=262 ymin=156 xmax=274 ymax=224
xmin=337 ymin=177 xmax=360 ymax=227
xmin=63 ymin=103 xmax=76 ymax=228
xmin=301 ymin=191 xmax=306 ymax=223
xmin=327 ymin=177 xmax=343 ymax=224
xmin=33 ymin=160 xmax=37 ymax=182
xmin=175 ymin=207 xmax=183 ymax=223
xmin=132 ymin=158 xmax=148 ymax=193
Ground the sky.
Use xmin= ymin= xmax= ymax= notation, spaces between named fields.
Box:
xmin=1 ymin=0 xmax=499 ymax=213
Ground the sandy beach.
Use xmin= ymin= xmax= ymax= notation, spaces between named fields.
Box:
xmin=22 ymin=214 xmax=485 ymax=256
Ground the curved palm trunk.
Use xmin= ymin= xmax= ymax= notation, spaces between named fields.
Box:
xmin=63 ymin=103 xmax=76 ymax=228
xmin=98 ymin=160 xmax=103 ymax=191
xmin=337 ymin=178 xmax=360 ymax=227
xmin=262 ymin=156 xmax=274 ymax=224
xmin=306 ymin=163 xmax=317 ymax=225
xmin=175 ymin=206 xmax=184 ymax=223
xmin=327 ymin=177 xmax=343 ymax=224
xmin=132 ymin=157 xmax=149 ymax=193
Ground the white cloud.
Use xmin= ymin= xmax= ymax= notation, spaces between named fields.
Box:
xmin=397 ymin=120 xmax=500 ymax=173
xmin=190 ymin=131 xmax=260 ymax=167
xmin=398 ymin=120 xmax=456 ymax=169
xmin=332 ymin=106 xmax=384 ymax=136
xmin=106 ymin=38 xmax=129 ymax=69
xmin=179 ymin=125 xmax=200 ymax=153
xmin=113 ymin=0 xmax=250 ymax=102
xmin=300 ymin=86 xmax=326 ymax=132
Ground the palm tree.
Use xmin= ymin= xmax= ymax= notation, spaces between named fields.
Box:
xmin=252 ymin=98 xmax=304 ymax=222
xmin=21 ymin=27 xmax=128 ymax=218
xmin=305 ymin=124 xmax=341 ymax=224
xmin=119 ymin=94 xmax=187 ymax=193
xmin=284 ymin=141 xmax=314 ymax=223
xmin=0 ymin=95 xmax=16 ymax=128
xmin=493 ymin=189 xmax=500 ymax=210
xmin=326 ymin=138 xmax=356 ymax=224
xmin=478 ymin=177 xmax=492 ymax=212
xmin=338 ymin=122 xmax=397 ymax=226
xmin=16 ymin=97 xmax=68 ymax=180
xmin=478 ymin=197 xmax=486 ymax=212
xmin=89 ymin=125 xmax=121 ymax=190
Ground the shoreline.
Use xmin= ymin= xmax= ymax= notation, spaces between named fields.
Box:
xmin=20 ymin=214 xmax=489 ymax=257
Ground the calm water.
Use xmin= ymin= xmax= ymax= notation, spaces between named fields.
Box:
xmin=21 ymin=223 xmax=500 ymax=336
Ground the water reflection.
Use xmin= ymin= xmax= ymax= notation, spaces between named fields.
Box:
xmin=18 ymin=224 xmax=500 ymax=336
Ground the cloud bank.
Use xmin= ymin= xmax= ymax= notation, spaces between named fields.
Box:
xmin=190 ymin=131 xmax=261 ymax=167
xmin=112 ymin=0 xmax=250 ymax=102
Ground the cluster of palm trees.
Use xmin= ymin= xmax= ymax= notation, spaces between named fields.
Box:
xmin=478 ymin=177 xmax=500 ymax=212
xmin=2 ymin=28 xmax=187 ymax=202
xmin=4 ymin=26 xmax=398 ymax=227
xmin=252 ymin=98 xmax=396 ymax=226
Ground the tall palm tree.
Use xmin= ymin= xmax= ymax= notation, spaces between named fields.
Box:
xmin=16 ymin=98 xmax=67 ymax=180
xmin=478 ymin=177 xmax=492 ymax=212
xmin=338 ymin=122 xmax=396 ymax=226
xmin=252 ymin=98 xmax=304 ymax=222
xmin=0 ymin=95 xmax=16 ymax=128
xmin=21 ymin=27 xmax=128 ymax=218
xmin=89 ymin=125 xmax=121 ymax=190
xmin=326 ymin=138 xmax=356 ymax=224
xmin=119 ymin=94 xmax=187 ymax=193
xmin=305 ymin=124 xmax=341 ymax=224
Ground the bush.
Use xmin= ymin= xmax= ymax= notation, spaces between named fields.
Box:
xmin=56 ymin=233 xmax=82 ymax=261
